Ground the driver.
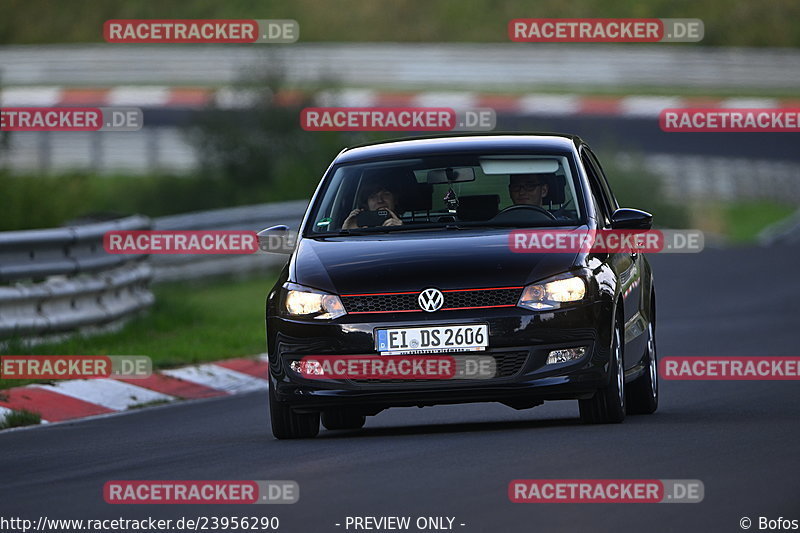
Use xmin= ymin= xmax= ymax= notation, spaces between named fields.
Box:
xmin=509 ymin=173 xmax=549 ymax=206
xmin=343 ymin=182 xmax=404 ymax=229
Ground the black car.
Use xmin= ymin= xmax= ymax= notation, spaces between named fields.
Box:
xmin=263 ymin=133 xmax=658 ymax=439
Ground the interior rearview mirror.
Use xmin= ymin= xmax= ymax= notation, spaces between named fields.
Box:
xmin=426 ymin=167 xmax=476 ymax=184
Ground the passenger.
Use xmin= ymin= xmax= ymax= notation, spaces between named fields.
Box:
xmin=343 ymin=182 xmax=404 ymax=229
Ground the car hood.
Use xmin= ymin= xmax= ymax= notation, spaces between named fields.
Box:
xmin=290 ymin=229 xmax=582 ymax=294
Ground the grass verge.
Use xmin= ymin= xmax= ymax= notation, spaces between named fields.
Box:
xmin=0 ymin=409 xmax=42 ymax=429
xmin=722 ymin=202 xmax=797 ymax=244
xmin=0 ymin=171 xmax=317 ymax=232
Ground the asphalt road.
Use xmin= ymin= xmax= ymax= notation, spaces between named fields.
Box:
xmin=500 ymin=115 xmax=800 ymax=162
xmin=2 ymin=242 xmax=799 ymax=533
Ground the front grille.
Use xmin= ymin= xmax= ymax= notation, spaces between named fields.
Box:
xmin=342 ymin=293 xmax=419 ymax=314
xmin=341 ymin=287 xmax=522 ymax=314
xmin=495 ymin=350 xmax=529 ymax=377
xmin=444 ymin=288 xmax=521 ymax=309
xmin=352 ymin=351 xmax=529 ymax=383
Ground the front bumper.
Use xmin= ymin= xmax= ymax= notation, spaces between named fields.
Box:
xmin=267 ymin=301 xmax=613 ymax=412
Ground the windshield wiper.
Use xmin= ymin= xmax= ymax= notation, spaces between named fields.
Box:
xmin=315 ymin=220 xmax=580 ymax=237
xmin=318 ymin=225 xmax=447 ymax=236
xmin=313 ymin=227 xmax=399 ymax=236
xmin=312 ymin=229 xmax=357 ymax=237
xmin=460 ymin=221 xmax=579 ymax=229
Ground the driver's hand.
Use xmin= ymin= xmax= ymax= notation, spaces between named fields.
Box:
xmin=382 ymin=209 xmax=402 ymax=226
xmin=343 ymin=209 xmax=362 ymax=229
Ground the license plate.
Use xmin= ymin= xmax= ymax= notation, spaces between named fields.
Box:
xmin=375 ymin=324 xmax=488 ymax=355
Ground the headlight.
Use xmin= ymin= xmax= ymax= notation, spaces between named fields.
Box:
xmin=518 ymin=275 xmax=586 ymax=311
xmin=283 ymin=284 xmax=346 ymax=319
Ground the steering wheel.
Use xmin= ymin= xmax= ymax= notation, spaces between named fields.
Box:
xmin=492 ymin=204 xmax=557 ymax=222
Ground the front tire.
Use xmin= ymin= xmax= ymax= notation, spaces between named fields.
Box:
xmin=269 ymin=382 xmax=320 ymax=439
xmin=579 ymin=314 xmax=626 ymax=424
xmin=626 ymin=320 xmax=659 ymax=414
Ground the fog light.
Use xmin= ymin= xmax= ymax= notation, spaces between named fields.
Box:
xmin=546 ymin=347 xmax=587 ymax=365
xmin=290 ymin=359 xmax=323 ymax=376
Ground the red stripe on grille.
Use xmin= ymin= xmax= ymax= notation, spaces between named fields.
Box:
xmin=341 ymin=290 xmax=419 ymax=297
xmin=342 ymin=286 xmax=522 ymax=297
xmin=348 ymin=309 xmax=421 ymax=315
xmin=348 ymin=304 xmax=517 ymax=314
xmin=442 ymin=304 xmax=517 ymax=310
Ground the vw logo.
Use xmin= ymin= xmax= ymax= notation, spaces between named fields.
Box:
xmin=418 ymin=288 xmax=444 ymax=312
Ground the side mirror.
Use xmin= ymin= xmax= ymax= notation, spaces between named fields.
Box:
xmin=610 ymin=208 xmax=653 ymax=230
xmin=257 ymin=225 xmax=295 ymax=255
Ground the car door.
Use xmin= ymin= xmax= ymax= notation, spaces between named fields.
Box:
xmin=580 ymin=147 xmax=644 ymax=370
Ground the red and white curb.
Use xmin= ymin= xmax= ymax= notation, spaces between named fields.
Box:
xmin=1 ymin=86 xmax=795 ymax=117
xmin=0 ymin=355 xmax=270 ymax=428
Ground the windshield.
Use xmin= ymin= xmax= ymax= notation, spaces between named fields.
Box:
xmin=305 ymin=153 xmax=584 ymax=236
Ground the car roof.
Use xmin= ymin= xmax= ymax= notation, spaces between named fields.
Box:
xmin=335 ymin=133 xmax=584 ymax=164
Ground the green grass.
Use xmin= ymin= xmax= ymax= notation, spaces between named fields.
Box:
xmin=1 ymin=0 xmax=799 ymax=47
xmin=0 ymin=171 xmax=318 ymax=231
xmin=722 ymin=201 xmax=797 ymax=244
xmin=0 ymin=409 xmax=41 ymax=429
xmin=0 ymin=378 xmax=55 ymax=390
xmin=0 ymin=275 xmax=277 ymax=390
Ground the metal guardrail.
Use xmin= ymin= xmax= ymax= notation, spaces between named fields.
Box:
xmin=0 ymin=262 xmax=154 ymax=339
xmin=0 ymin=202 xmax=307 ymax=341
xmin=151 ymin=200 xmax=306 ymax=282
xmin=0 ymin=215 xmax=151 ymax=282
xmin=1 ymin=44 xmax=798 ymax=89
xmin=0 ymin=215 xmax=154 ymax=340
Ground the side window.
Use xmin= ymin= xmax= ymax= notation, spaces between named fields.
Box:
xmin=580 ymin=151 xmax=612 ymax=226
xmin=586 ymin=149 xmax=619 ymax=211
